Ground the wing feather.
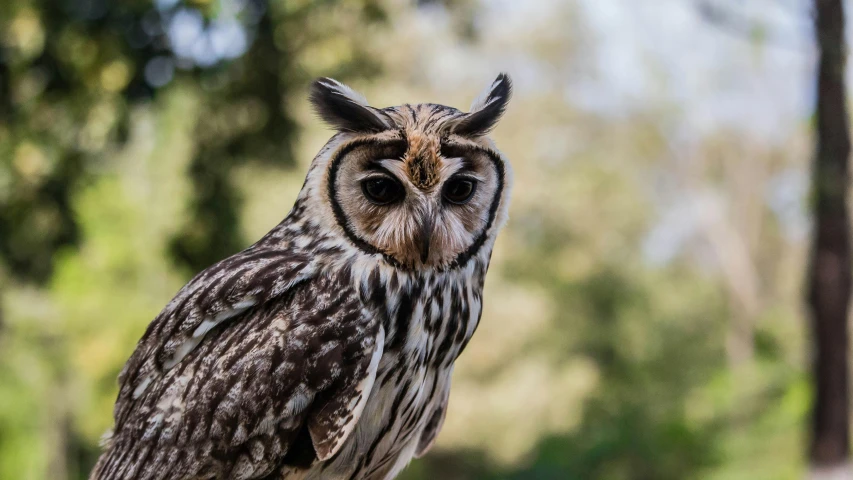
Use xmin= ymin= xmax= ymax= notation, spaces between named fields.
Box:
xmin=92 ymin=250 xmax=383 ymax=480
xmin=309 ymin=323 xmax=385 ymax=460
xmin=116 ymin=247 xmax=315 ymax=420
xmin=414 ymin=378 xmax=451 ymax=458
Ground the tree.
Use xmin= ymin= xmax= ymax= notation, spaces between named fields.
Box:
xmin=807 ymin=0 xmax=852 ymax=476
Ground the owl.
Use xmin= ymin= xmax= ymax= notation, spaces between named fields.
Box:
xmin=91 ymin=74 xmax=513 ymax=480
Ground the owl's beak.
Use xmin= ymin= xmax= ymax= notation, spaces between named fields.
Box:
xmin=418 ymin=214 xmax=434 ymax=264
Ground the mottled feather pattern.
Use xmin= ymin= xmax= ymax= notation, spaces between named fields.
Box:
xmin=98 ymin=267 xmax=383 ymax=479
xmin=92 ymin=75 xmax=512 ymax=480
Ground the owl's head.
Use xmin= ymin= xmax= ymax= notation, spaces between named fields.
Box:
xmin=304 ymin=74 xmax=513 ymax=271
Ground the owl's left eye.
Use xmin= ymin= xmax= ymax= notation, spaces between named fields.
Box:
xmin=442 ymin=177 xmax=477 ymax=205
xmin=362 ymin=177 xmax=405 ymax=205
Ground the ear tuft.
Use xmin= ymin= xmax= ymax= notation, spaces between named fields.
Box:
xmin=454 ymin=73 xmax=512 ymax=136
xmin=309 ymin=78 xmax=393 ymax=133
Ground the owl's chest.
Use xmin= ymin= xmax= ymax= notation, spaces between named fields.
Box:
xmin=304 ymin=271 xmax=484 ymax=479
xmin=310 ymin=360 xmax=452 ymax=480
xmin=379 ymin=275 xmax=482 ymax=370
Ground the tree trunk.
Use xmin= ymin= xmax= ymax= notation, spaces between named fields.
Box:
xmin=808 ymin=0 xmax=852 ymax=477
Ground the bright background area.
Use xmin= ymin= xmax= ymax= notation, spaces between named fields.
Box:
xmin=0 ymin=0 xmax=826 ymax=478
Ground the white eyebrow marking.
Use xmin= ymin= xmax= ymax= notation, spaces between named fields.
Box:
xmin=439 ymin=157 xmax=485 ymax=182
xmin=376 ymin=159 xmax=410 ymax=179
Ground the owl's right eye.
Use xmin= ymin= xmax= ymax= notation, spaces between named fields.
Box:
xmin=362 ymin=177 xmax=405 ymax=205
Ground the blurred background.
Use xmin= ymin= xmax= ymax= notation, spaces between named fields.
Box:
xmin=0 ymin=0 xmax=831 ymax=478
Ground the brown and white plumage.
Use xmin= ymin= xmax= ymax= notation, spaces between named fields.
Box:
xmin=91 ymin=74 xmax=513 ymax=480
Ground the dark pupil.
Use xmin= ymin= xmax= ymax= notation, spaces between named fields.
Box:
xmin=363 ymin=178 xmax=401 ymax=204
xmin=444 ymin=179 xmax=475 ymax=203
